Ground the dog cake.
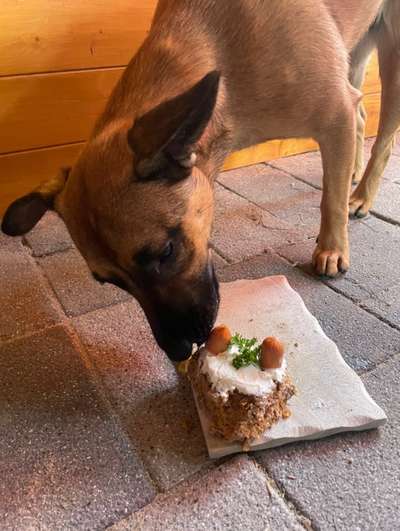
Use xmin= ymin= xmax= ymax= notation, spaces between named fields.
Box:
xmin=188 ymin=325 xmax=296 ymax=443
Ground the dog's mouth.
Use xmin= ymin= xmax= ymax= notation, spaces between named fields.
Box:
xmin=142 ymin=264 xmax=220 ymax=361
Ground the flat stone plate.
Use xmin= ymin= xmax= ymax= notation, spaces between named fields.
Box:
xmin=192 ymin=276 xmax=387 ymax=459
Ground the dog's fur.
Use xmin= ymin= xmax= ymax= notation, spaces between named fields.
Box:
xmin=2 ymin=0 xmax=400 ymax=359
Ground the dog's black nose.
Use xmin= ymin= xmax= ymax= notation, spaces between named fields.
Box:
xmin=162 ymin=337 xmax=193 ymax=362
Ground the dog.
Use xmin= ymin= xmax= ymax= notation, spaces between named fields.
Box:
xmin=2 ymin=0 xmax=399 ymax=361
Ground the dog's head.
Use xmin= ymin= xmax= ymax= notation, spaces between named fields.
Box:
xmin=2 ymin=72 xmax=222 ymax=361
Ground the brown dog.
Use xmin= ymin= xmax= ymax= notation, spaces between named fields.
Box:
xmin=2 ymin=0 xmax=400 ymax=360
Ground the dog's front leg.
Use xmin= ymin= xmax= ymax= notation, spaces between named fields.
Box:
xmin=313 ymin=98 xmax=357 ymax=277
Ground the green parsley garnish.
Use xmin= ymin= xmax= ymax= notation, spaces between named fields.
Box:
xmin=230 ymin=333 xmax=261 ymax=369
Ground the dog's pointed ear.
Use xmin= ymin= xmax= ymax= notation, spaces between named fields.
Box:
xmin=1 ymin=167 xmax=70 ymax=236
xmin=128 ymin=70 xmax=220 ymax=181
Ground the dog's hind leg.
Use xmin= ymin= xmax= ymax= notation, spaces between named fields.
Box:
xmin=349 ymin=4 xmax=400 ymax=217
xmin=313 ymin=87 xmax=359 ymax=277
xmin=349 ymin=33 xmax=376 ymax=184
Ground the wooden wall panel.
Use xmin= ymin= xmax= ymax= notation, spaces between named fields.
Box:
xmin=0 ymin=68 xmax=123 ymax=154
xmin=0 ymin=143 xmax=83 ymax=214
xmin=0 ymin=91 xmax=381 ymax=215
xmin=0 ymin=0 xmax=156 ymax=75
xmin=0 ymin=54 xmax=380 ymax=155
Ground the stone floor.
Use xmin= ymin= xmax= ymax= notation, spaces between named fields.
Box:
xmin=1 ymin=137 xmax=399 ymax=531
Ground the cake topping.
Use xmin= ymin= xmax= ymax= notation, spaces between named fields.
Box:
xmin=205 ymin=325 xmax=232 ymax=355
xmin=229 ymin=333 xmax=260 ymax=369
xmin=200 ymin=328 xmax=287 ymax=397
xmin=260 ymin=337 xmax=285 ymax=370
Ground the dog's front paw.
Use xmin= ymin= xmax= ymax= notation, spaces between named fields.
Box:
xmin=312 ymin=246 xmax=349 ymax=278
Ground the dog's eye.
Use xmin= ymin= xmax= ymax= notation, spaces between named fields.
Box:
xmin=159 ymin=241 xmax=173 ymax=263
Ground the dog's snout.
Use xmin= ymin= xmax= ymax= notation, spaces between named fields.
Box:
xmin=143 ymin=259 xmax=220 ymax=361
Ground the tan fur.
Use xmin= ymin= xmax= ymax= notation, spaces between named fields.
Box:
xmin=349 ymin=0 xmax=400 ymax=217
xmin=7 ymin=0 xmax=400 ymax=283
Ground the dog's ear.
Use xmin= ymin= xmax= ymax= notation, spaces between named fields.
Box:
xmin=1 ymin=167 xmax=70 ymax=236
xmin=128 ymin=70 xmax=220 ymax=181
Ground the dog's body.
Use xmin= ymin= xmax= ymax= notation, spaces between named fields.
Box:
xmin=3 ymin=0 xmax=400 ymax=359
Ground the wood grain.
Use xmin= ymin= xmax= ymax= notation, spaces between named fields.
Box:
xmin=0 ymin=143 xmax=83 ymax=214
xmin=0 ymin=0 xmax=156 ymax=75
xmin=0 ymin=92 xmax=381 ymax=215
xmin=0 ymin=68 xmax=123 ymax=154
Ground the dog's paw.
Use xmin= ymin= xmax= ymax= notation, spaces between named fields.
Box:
xmin=349 ymin=192 xmax=371 ymax=218
xmin=312 ymin=247 xmax=349 ymax=278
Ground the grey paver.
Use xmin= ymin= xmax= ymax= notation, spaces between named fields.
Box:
xmin=24 ymin=211 xmax=74 ymax=256
xmin=212 ymin=183 xmax=305 ymax=262
xmin=110 ymin=456 xmax=307 ymax=531
xmin=219 ymin=252 xmax=400 ymax=372
xmin=361 ymin=283 xmax=400 ymax=328
xmin=0 ymin=236 xmax=62 ymax=343
xmin=279 ymin=216 xmax=400 ymax=302
xmin=39 ymin=248 xmax=130 ymax=317
xmin=256 ymin=354 xmax=400 ymax=531
xmin=269 ymin=138 xmax=399 ymax=189
xmin=392 ymin=134 xmax=400 ymax=156
xmin=211 ymin=248 xmax=228 ymax=271
xmin=0 ymin=231 xmax=25 ymax=252
xmin=372 ymin=178 xmax=400 ymax=224
xmin=73 ymin=301 xmax=209 ymax=491
xmin=268 ymin=151 xmax=323 ymax=189
xmin=0 ymin=326 xmax=155 ymax=530
xmin=219 ymin=163 xmax=321 ymax=237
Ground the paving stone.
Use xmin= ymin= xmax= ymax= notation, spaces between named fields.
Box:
xmin=279 ymin=216 xmax=400 ymax=302
xmin=211 ymin=183 xmax=305 ymax=262
xmin=371 ymin=178 xmax=400 ymax=224
xmin=39 ymin=248 xmax=130 ymax=317
xmin=393 ymin=135 xmax=400 ymax=156
xmin=73 ymin=301 xmax=209 ymax=491
xmin=0 ymin=326 xmax=155 ymax=530
xmin=0 ymin=231 xmax=25 ymax=252
xmin=211 ymin=248 xmax=228 ymax=272
xmin=219 ymin=163 xmax=321 ymax=237
xmin=110 ymin=456 xmax=307 ymax=531
xmin=361 ymin=283 xmax=400 ymax=328
xmin=24 ymin=211 xmax=74 ymax=257
xmin=268 ymin=138 xmax=399 ymax=189
xmin=219 ymin=252 xmax=400 ymax=372
xmin=256 ymin=354 xmax=400 ymax=531
xmin=268 ymin=151 xmax=323 ymax=189
xmin=371 ymin=151 xmax=400 ymax=184
xmin=0 ymin=236 xmax=62 ymax=343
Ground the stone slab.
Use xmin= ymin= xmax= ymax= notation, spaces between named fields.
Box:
xmin=256 ymin=354 xmax=400 ymax=531
xmin=193 ymin=276 xmax=386 ymax=459
xmin=219 ymin=253 xmax=400 ymax=373
xmin=39 ymin=248 xmax=130 ymax=317
xmin=73 ymin=301 xmax=209 ymax=491
xmin=0 ymin=326 xmax=155 ymax=530
xmin=110 ymin=456 xmax=306 ymax=531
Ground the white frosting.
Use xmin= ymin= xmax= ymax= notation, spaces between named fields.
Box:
xmin=199 ymin=344 xmax=287 ymax=398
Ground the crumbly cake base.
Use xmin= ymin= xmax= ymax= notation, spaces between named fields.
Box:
xmin=188 ymin=351 xmax=296 ymax=443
